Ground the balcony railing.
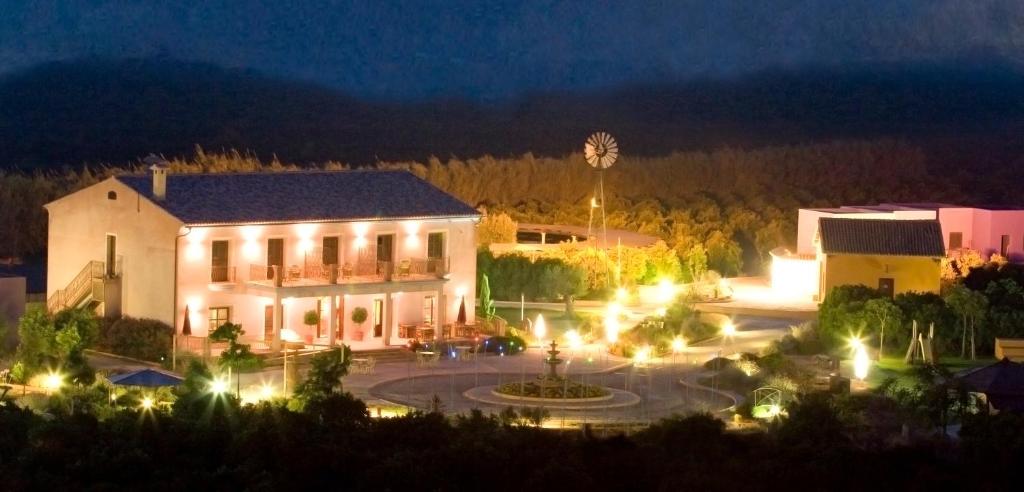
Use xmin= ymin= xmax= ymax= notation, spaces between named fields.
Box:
xmin=246 ymin=257 xmax=448 ymax=287
xmin=210 ymin=265 xmax=237 ymax=283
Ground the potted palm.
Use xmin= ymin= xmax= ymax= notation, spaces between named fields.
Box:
xmin=351 ymin=307 xmax=368 ymax=341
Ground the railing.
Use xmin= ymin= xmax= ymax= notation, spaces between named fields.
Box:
xmin=245 ymin=256 xmax=449 ymax=287
xmin=47 ymin=260 xmax=105 ymax=312
xmin=210 ymin=265 xmax=236 ymax=283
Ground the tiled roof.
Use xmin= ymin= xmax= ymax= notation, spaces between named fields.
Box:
xmin=117 ymin=170 xmax=479 ymax=226
xmin=818 ymin=218 xmax=945 ymax=257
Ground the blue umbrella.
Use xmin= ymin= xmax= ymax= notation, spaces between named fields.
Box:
xmin=107 ymin=368 xmax=184 ymax=387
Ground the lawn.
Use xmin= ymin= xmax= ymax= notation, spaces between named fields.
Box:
xmin=864 ymin=355 xmax=994 ymax=389
xmin=492 ymin=307 xmax=590 ymax=342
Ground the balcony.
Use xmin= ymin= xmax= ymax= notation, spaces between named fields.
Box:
xmin=247 ymin=257 xmax=448 ymax=288
xmin=210 ymin=266 xmax=237 ymax=283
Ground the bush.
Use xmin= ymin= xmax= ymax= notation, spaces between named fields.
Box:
xmin=480 ymin=335 xmax=526 ymax=355
xmin=98 ymin=317 xmax=174 ymax=362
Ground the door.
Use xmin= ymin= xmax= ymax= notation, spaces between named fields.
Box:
xmin=948 ymin=232 xmax=962 ymax=250
xmin=1001 ymin=235 xmax=1010 ymax=257
xmin=322 ymin=236 xmax=339 ymax=266
xmin=211 ymin=240 xmax=229 ymax=282
xmin=372 ymin=298 xmax=384 ymax=338
xmin=264 ymin=305 xmax=274 ymax=340
xmin=376 ymin=234 xmax=394 ymax=275
xmin=427 ymin=232 xmax=444 ymax=273
xmin=878 ymin=278 xmax=895 ymax=298
xmin=105 ymin=234 xmax=117 ymax=277
xmin=267 ymin=238 xmax=284 ymax=278
xmin=315 ymin=299 xmax=325 ymax=338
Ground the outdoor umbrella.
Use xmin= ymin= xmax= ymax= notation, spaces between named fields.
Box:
xmin=457 ymin=297 xmax=467 ymax=325
xmin=182 ymin=304 xmax=192 ymax=335
xmin=959 ymin=358 xmax=1024 ymax=412
xmin=107 ymin=368 xmax=184 ymax=387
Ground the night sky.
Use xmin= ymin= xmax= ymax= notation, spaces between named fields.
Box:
xmin=3 ymin=0 xmax=1023 ymax=101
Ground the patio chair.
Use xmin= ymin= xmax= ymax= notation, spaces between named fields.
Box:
xmin=342 ymin=262 xmax=353 ymax=279
xmin=397 ymin=259 xmax=411 ymax=277
xmin=365 ymin=357 xmax=376 ymax=375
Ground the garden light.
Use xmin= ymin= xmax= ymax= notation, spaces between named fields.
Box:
xmin=722 ymin=320 xmax=736 ymax=337
xmin=656 ymin=279 xmax=676 ymax=304
xmin=671 ymin=336 xmax=686 ymax=353
xmin=260 ymin=383 xmax=275 ymax=400
xmin=534 ymin=314 xmax=547 ymax=342
xmin=615 ymin=287 xmax=628 ymax=302
xmin=141 ymin=396 xmax=154 ymax=410
xmin=210 ymin=377 xmax=229 ymax=395
xmin=565 ymin=329 xmax=583 ymax=350
xmin=854 ymin=345 xmax=871 ymax=381
xmin=43 ymin=372 xmax=63 ymax=392
xmin=634 ymin=345 xmax=651 ymax=366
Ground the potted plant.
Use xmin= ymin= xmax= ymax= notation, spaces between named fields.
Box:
xmin=351 ymin=307 xmax=368 ymax=341
xmin=304 ymin=309 xmax=321 ymax=341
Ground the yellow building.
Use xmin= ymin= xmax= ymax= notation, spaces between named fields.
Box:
xmin=817 ymin=218 xmax=944 ymax=300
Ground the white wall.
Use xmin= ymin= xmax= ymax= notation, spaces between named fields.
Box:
xmin=175 ymin=217 xmax=477 ymax=340
xmin=46 ymin=178 xmax=181 ymax=324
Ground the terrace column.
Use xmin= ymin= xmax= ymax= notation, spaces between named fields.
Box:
xmin=435 ymin=289 xmax=446 ymax=342
xmin=383 ymin=292 xmax=393 ymax=346
xmin=272 ymin=294 xmax=283 ymax=352
xmin=327 ymin=295 xmax=338 ymax=346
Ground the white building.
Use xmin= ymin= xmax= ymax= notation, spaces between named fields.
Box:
xmin=773 ymin=203 xmax=1024 ymax=301
xmin=45 ymin=165 xmax=479 ymax=351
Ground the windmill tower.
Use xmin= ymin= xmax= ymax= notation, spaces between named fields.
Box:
xmin=584 ymin=132 xmax=618 ymax=247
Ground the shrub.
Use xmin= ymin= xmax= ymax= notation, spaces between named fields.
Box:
xmin=480 ymin=335 xmax=526 ymax=355
xmin=98 ymin=317 xmax=174 ymax=362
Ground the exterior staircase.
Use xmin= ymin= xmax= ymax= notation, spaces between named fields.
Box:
xmin=350 ymin=347 xmax=415 ymax=364
xmin=47 ymin=260 xmax=121 ymax=314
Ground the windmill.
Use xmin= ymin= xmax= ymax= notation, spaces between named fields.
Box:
xmin=584 ymin=132 xmax=618 ymax=247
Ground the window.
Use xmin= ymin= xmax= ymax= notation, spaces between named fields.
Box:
xmin=209 ymin=307 xmax=231 ymax=332
xmin=315 ymin=298 xmax=326 ymax=338
xmin=1001 ymin=235 xmax=1011 ymax=257
xmin=878 ymin=278 xmax=894 ymax=298
xmin=423 ymin=295 xmax=435 ymax=325
xmin=211 ymin=240 xmax=229 ymax=282
xmin=105 ymin=234 xmax=117 ymax=278
xmin=372 ymin=299 xmax=384 ymax=337
xmin=427 ymin=232 xmax=445 ymax=273
xmin=948 ymin=232 xmax=962 ymax=250
xmin=107 ymin=191 xmax=117 ymax=200
xmin=267 ymin=238 xmax=284 ymax=278
xmin=376 ymin=234 xmax=394 ymax=275
xmin=322 ymin=236 xmax=339 ymax=266
xmin=264 ymin=305 xmax=274 ymax=340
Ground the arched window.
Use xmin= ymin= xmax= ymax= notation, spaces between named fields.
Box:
xmin=107 ymin=191 xmax=117 ymax=200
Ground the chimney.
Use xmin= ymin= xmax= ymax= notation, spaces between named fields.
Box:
xmin=144 ymin=154 xmax=169 ymax=200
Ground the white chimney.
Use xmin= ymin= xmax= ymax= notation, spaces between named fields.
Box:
xmin=144 ymin=154 xmax=169 ymax=200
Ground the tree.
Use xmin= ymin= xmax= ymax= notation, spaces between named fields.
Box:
xmin=536 ymin=259 xmax=588 ymax=317
xmin=477 ymin=274 xmax=496 ymax=319
xmin=944 ymin=284 xmax=988 ymax=360
xmin=209 ymin=322 xmax=260 ymax=396
xmin=293 ymin=346 xmax=352 ymax=407
xmin=704 ymin=230 xmax=742 ymax=277
xmin=351 ymin=307 xmax=369 ymax=336
xmin=864 ymin=297 xmax=903 ymax=359
xmin=15 ymin=307 xmax=56 ymax=374
xmin=681 ymin=244 xmax=708 ymax=283
xmin=476 ymin=212 xmax=517 ymax=245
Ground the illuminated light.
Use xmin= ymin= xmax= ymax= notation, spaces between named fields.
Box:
xmin=854 ymin=345 xmax=871 ymax=381
xmin=404 ymin=234 xmax=420 ymax=249
xmin=769 ymin=404 xmax=781 ymax=417
xmin=352 ymin=222 xmax=370 ymax=237
xmin=455 ymin=286 xmax=467 ymax=299
xmin=634 ymin=345 xmax=651 ymax=366
xmin=534 ymin=314 xmax=547 ymax=342
xmin=185 ymin=242 xmax=204 ymax=261
xmin=298 ymin=238 xmax=314 ymax=254
xmin=722 ymin=320 xmax=736 ymax=337
xmin=656 ymin=279 xmax=677 ymax=304
xmin=403 ymin=220 xmax=421 ymax=235
xmin=655 ymin=307 xmax=667 ymax=317
xmin=615 ymin=287 xmax=628 ymax=302
xmin=590 ymin=197 xmax=598 ymax=208
xmin=282 ymin=297 xmax=294 ymax=306
xmin=242 ymin=240 xmax=260 ymax=261
xmin=210 ymin=377 xmax=229 ymax=395
xmin=280 ymin=328 xmax=301 ymax=343
xmin=240 ymin=225 xmax=262 ymax=241
xmin=354 ymin=236 xmax=368 ymax=249
xmin=42 ymin=372 xmax=63 ymax=392
xmin=260 ymin=383 xmax=275 ymax=400
xmin=141 ymin=396 xmax=154 ymax=410
xmin=565 ymin=329 xmax=583 ymax=350
xmin=295 ymin=223 xmax=318 ymax=239
xmin=672 ymin=336 xmax=687 ymax=353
